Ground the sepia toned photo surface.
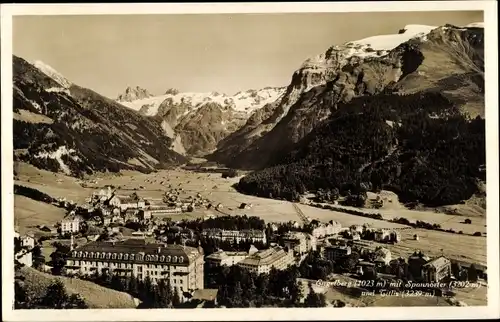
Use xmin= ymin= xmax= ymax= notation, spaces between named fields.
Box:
xmin=2 ymin=2 xmax=499 ymax=321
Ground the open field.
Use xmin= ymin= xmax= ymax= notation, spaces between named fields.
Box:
xmin=353 ymin=229 xmax=486 ymax=266
xmin=327 ymin=190 xmax=488 ymax=236
xmin=14 ymin=195 xmax=66 ymax=234
xmin=15 ymin=163 xmax=90 ymax=203
xmin=13 ymin=164 xmax=487 ymax=266
xmin=450 ymin=281 xmax=488 ymax=306
xmin=18 ymin=266 xmax=139 ymax=309
xmin=41 ymin=237 xmax=89 ymax=262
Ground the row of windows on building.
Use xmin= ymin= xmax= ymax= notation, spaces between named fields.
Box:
xmin=69 ymin=261 xmax=189 ymax=270
xmin=71 ymin=251 xmax=185 ymax=263
xmin=70 ymin=261 xmax=188 ymax=284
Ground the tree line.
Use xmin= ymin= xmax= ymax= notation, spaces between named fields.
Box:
xmin=15 ymin=279 xmax=88 ymax=309
xmin=236 ymin=92 xmax=485 ymax=207
xmin=81 ymin=272 xmax=181 ymax=308
xmin=201 ymin=215 xmax=266 ymax=231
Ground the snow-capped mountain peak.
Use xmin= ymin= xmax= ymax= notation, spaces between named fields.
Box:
xmin=32 ymin=60 xmax=72 ymax=88
xmin=117 ymin=86 xmax=153 ymax=102
xmin=118 ymin=86 xmax=286 ymax=117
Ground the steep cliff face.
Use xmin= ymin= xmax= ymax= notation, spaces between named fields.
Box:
xmin=116 ymin=86 xmax=153 ymax=102
xmin=13 ymin=56 xmax=186 ymax=177
xmin=211 ymin=23 xmax=484 ymax=170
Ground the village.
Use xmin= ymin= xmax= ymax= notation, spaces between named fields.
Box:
xmin=14 ymin=180 xmax=488 ymax=308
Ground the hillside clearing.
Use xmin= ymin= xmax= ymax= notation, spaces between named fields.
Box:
xmin=17 ymin=266 xmax=139 ymax=309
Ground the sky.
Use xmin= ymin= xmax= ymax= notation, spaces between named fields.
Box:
xmin=13 ymin=11 xmax=483 ymax=98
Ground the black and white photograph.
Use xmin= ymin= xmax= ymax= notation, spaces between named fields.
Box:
xmin=1 ymin=2 xmax=498 ymax=321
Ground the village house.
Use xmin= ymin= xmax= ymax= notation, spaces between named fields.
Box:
xmin=374 ymin=247 xmax=392 ymax=265
xmin=61 ymin=217 xmax=82 ymax=235
xmin=452 ymin=260 xmax=487 ymax=280
xmin=14 ymin=231 xmax=35 ymax=267
xmin=165 ymin=226 xmax=195 ymax=241
xmin=100 ymin=207 xmax=113 ymax=217
xmin=324 ymin=245 xmax=352 ymax=262
xmin=125 ymin=209 xmax=140 ymax=221
xmin=408 ymin=251 xmax=431 ymax=281
xmin=237 ymin=246 xmax=294 ymax=274
xmin=421 ymin=256 xmax=452 ymax=283
xmin=356 ymin=261 xmax=376 ymax=275
xmin=201 ymin=229 xmax=267 ymax=244
xmin=108 ymin=195 xmax=132 ymax=211
xmin=349 ymin=225 xmax=364 ymax=234
xmin=111 ymin=215 xmax=125 ymax=225
xmin=374 ymin=229 xmax=401 ymax=243
xmin=103 ymin=217 xmax=112 ymax=226
xmin=65 ymin=239 xmax=204 ymax=296
xmin=281 ymin=232 xmax=317 ymax=255
xmin=92 ymin=186 xmax=114 ymax=203
xmin=390 ymin=231 xmax=402 ymax=243
xmin=311 ymin=221 xmax=342 ymax=239
xmin=181 ymin=203 xmax=195 ymax=212
xmin=205 ymin=247 xmax=254 ymax=268
xmin=374 ymin=229 xmax=391 ymax=242
xmin=143 ymin=206 xmax=183 ymax=219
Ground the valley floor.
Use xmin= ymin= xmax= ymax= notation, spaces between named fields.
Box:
xmin=13 ymin=163 xmax=487 ymax=268
xmin=14 ymin=164 xmax=486 ymax=265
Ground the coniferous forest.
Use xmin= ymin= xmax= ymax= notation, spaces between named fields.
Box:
xmin=237 ymin=92 xmax=485 ymax=206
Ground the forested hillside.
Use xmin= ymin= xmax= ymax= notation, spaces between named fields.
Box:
xmin=237 ymin=92 xmax=485 ymax=206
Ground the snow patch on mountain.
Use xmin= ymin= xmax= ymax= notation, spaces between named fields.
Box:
xmin=30 ymin=100 xmax=42 ymax=113
xmin=300 ymin=24 xmax=438 ymax=73
xmin=45 ymin=87 xmax=71 ymax=96
xmin=351 ymin=25 xmax=437 ymax=50
xmin=119 ymin=87 xmax=286 ymax=117
xmin=466 ymin=22 xmax=484 ymax=28
xmin=35 ymin=146 xmax=80 ymax=175
xmin=32 ymin=60 xmax=72 ymax=88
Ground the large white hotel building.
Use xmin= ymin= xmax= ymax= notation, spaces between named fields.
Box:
xmin=65 ymin=239 xmax=204 ymax=293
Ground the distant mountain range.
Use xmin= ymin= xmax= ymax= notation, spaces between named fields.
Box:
xmin=12 ymin=22 xmax=486 ymax=207
xmin=116 ymin=86 xmax=285 ymax=156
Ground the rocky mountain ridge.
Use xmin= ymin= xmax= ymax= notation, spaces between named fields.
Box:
xmin=210 ymin=23 xmax=485 ymax=170
xmin=13 ymin=56 xmax=186 ymax=177
xmin=117 ymin=86 xmax=153 ymax=102
xmin=117 ymin=86 xmax=286 ymax=156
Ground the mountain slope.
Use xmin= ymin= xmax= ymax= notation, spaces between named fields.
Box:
xmin=211 ymin=23 xmax=484 ymax=170
xmin=13 ymin=56 xmax=187 ymax=177
xmin=236 ymin=91 xmax=485 ymax=207
xmin=118 ymin=86 xmax=285 ymax=156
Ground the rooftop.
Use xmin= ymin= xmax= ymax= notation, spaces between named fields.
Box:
xmin=325 ymin=245 xmax=351 ymax=251
xmin=423 ymin=256 xmax=451 ymax=269
xmin=282 ymin=231 xmax=309 ymax=241
xmin=68 ymin=238 xmax=202 ymax=265
xmin=238 ymin=247 xmax=289 ymax=267
xmin=206 ymin=250 xmax=248 ymax=261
